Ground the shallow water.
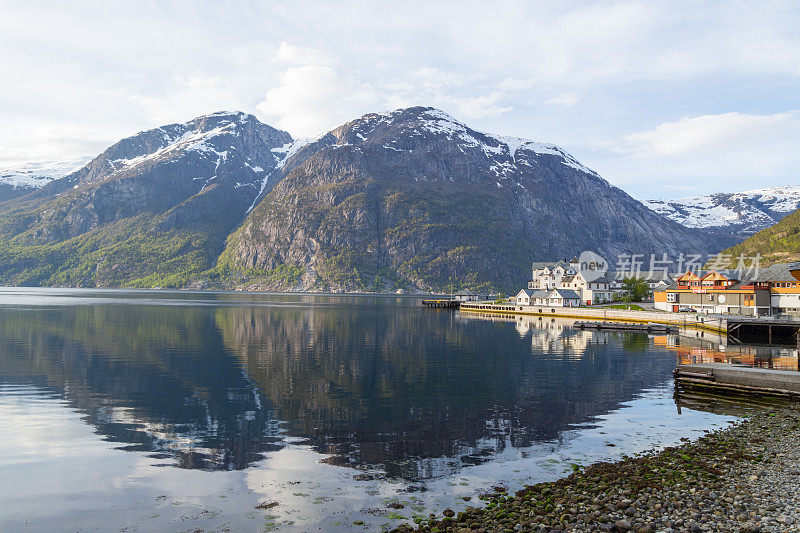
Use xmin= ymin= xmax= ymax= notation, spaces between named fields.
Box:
xmin=0 ymin=288 xmax=752 ymax=531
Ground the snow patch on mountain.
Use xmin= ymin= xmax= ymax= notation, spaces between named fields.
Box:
xmin=415 ymin=108 xmax=602 ymax=179
xmin=0 ymin=156 xmax=94 ymax=189
xmin=646 ymin=185 xmax=800 ymax=235
xmin=247 ymin=137 xmax=316 ymax=213
xmin=108 ymin=122 xmax=237 ymax=174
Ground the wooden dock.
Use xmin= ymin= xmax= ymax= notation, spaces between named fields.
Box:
xmin=675 ymin=363 xmax=800 ymax=398
xmin=574 ymin=321 xmax=676 ymax=333
xmin=421 ymin=299 xmax=460 ymax=309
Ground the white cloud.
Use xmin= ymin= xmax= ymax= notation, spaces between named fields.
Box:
xmin=412 ymin=67 xmax=463 ymax=90
xmin=451 ymin=92 xmax=512 ymax=119
xmin=591 ymin=111 xmax=800 ymax=198
xmin=127 ymin=75 xmax=245 ymax=125
xmin=546 ymin=92 xmax=581 ymax=106
xmin=623 ymin=111 xmax=800 ymax=157
xmin=256 ymin=65 xmax=379 ymax=137
xmin=273 ymin=42 xmax=332 ymax=66
xmin=1 ymin=1 xmax=799 ymax=196
xmin=497 ymin=78 xmax=535 ymax=92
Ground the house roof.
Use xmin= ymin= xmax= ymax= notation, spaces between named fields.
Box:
xmin=550 ymin=289 xmax=581 ymax=300
xmin=752 ymin=262 xmax=800 ymax=282
xmin=532 ymin=260 xmax=569 ymax=270
xmin=529 ymin=290 xmax=549 ymax=298
xmin=516 ymin=289 xmax=531 ymax=297
xmin=607 ymin=270 xmax=676 ymax=282
xmin=561 ymin=274 xmax=575 ymax=283
xmin=576 ymin=272 xmax=611 ymax=284
xmin=702 ymin=269 xmax=739 ymax=281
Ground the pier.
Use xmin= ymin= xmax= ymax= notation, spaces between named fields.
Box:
xmin=675 ymin=363 xmax=800 ymax=398
xmin=574 ymin=320 xmax=676 ymax=333
xmin=421 ymin=299 xmax=460 ymax=309
xmin=726 ymin=315 xmax=800 ymax=345
xmin=459 ymin=301 xmax=800 ymax=345
xmin=459 ymin=301 xmax=728 ymax=333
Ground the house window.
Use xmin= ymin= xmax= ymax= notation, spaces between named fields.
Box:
xmin=707 ymin=294 xmax=714 ymax=301
xmin=667 ymin=293 xmax=676 ymax=303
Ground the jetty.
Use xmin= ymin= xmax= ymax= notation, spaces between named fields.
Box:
xmin=675 ymin=363 xmax=800 ymax=398
xmin=574 ymin=320 xmax=676 ymax=333
xmin=460 ymin=301 xmax=800 ymax=345
xmin=421 ymin=299 xmax=460 ymax=309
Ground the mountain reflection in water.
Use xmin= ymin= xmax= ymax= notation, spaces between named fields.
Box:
xmin=0 ymin=291 xmax=677 ymax=479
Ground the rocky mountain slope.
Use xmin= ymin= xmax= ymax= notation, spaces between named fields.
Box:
xmin=645 ymin=186 xmax=800 ymax=236
xmin=0 ymin=107 xmax=734 ymax=291
xmin=716 ymin=205 xmax=800 ymax=266
xmin=216 ymin=107 xmax=733 ymax=292
xmin=0 ymin=111 xmax=291 ymax=287
xmin=0 ymin=156 xmax=93 ymax=201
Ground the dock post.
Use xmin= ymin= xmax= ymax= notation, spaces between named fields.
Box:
xmin=769 ymin=325 xmax=772 ymax=344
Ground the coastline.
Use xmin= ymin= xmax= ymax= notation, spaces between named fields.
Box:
xmin=394 ymin=407 xmax=800 ymax=532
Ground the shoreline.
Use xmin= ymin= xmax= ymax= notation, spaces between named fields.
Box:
xmin=394 ymin=407 xmax=800 ymax=532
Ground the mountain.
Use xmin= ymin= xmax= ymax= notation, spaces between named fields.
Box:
xmin=215 ymin=107 xmax=732 ymax=292
xmin=0 ymin=106 xmax=733 ymax=292
xmin=645 ymin=185 xmax=800 ymax=236
xmin=0 ymin=156 xmax=93 ymax=201
xmin=715 ymin=205 xmax=800 ymax=266
xmin=0 ymin=111 xmax=291 ymax=287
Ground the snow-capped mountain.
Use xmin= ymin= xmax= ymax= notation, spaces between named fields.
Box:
xmin=646 ymin=185 xmax=800 ymax=236
xmin=226 ymin=106 xmax=732 ymax=291
xmin=0 ymin=156 xmax=93 ymax=200
xmin=0 ymin=106 xmax=733 ymax=290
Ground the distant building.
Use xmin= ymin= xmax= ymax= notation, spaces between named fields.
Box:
xmin=516 ymin=288 xmax=549 ymax=306
xmin=454 ymin=289 xmax=484 ymax=302
xmin=543 ymin=289 xmax=582 ymax=307
xmin=528 ymin=261 xmax=574 ymax=290
xmin=653 ymin=270 xmax=770 ymax=316
xmin=753 ymin=263 xmax=800 ymax=315
xmin=526 ymin=260 xmax=613 ymax=305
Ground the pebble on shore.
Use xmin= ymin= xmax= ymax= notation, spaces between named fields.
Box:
xmin=393 ymin=407 xmax=800 ymax=533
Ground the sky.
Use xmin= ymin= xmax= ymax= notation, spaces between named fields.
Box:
xmin=1 ymin=0 xmax=799 ymax=200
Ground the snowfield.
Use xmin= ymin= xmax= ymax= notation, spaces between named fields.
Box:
xmin=646 ymin=185 xmax=800 ymax=235
xmin=0 ymin=156 xmax=93 ymax=189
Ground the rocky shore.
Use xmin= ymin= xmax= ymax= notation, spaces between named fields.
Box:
xmin=394 ymin=407 xmax=800 ymax=532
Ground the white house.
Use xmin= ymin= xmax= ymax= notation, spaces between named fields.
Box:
xmin=543 ymin=289 xmax=581 ymax=307
xmin=572 ymin=272 xmax=614 ymax=305
xmin=516 ymin=289 xmax=532 ymax=305
xmin=516 ymin=289 xmax=550 ymax=306
xmin=528 ymin=261 xmax=575 ymax=290
xmin=454 ymin=289 xmax=484 ymax=302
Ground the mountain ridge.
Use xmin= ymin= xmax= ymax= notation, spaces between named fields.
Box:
xmin=215 ymin=106 xmax=733 ymax=292
xmin=0 ymin=106 xmax=735 ymax=292
xmin=645 ymin=185 xmax=800 ymax=236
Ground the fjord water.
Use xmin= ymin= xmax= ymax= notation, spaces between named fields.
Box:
xmin=0 ymin=289 xmax=738 ymax=531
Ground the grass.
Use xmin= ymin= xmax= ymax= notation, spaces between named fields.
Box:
xmin=596 ymin=304 xmax=647 ymax=311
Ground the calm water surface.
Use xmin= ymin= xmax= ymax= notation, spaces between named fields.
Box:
xmin=0 ymin=288 xmax=753 ymax=531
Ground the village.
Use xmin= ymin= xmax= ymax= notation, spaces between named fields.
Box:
xmin=475 ymin=257 xmax=800 ymax=318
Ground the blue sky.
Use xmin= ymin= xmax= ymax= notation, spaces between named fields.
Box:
xmin=1 ymin=0 xmax=798 ymax=199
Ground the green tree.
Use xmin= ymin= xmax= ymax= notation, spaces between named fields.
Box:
xmin=620 ymin=277 xmax=650 ymax=302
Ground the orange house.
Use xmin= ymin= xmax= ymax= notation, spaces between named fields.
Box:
xmin=654 ymin=270 xmax=770 ymax=315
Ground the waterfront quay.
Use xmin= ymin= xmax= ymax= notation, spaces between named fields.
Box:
xmin=459 ymin=301 xmax=728 ymax=334
xmin=676 ymin=363 xmax=800 ymax=398
xmin=459 ymin=301 xmax=800 ymax=344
